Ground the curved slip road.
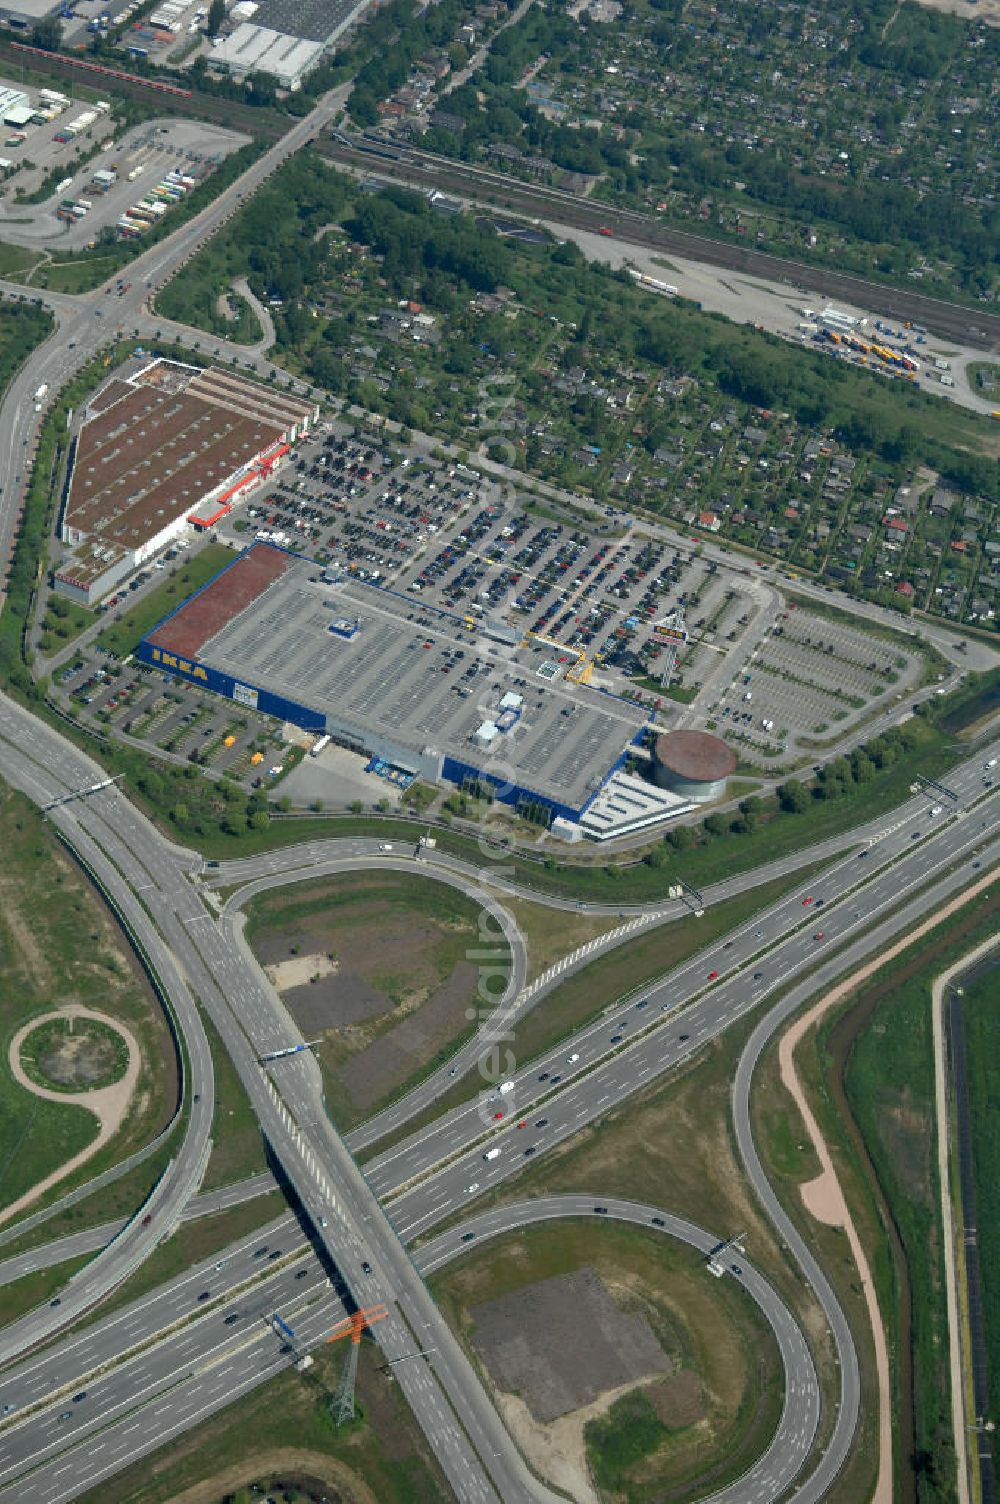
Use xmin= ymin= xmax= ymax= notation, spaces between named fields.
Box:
xmin=417 ymin=1195 xmax=819 ymax=1504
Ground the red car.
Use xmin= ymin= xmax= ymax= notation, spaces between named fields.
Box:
xmin=517 ymin=1120 xmax=527 ymax=1129
xmin=493 ymin=1111 xmax=504 ymax=1120
xmin=802 ymin=896 xmax=814 ymax=906
xmin=707 ymin=970 xmax=719 ymax=981
xmin=814 ymin=932 xmax=825 ymax=941
xmin=598 ymin=226 xmax=614 ymax=236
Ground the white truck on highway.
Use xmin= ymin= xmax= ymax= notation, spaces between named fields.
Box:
xmin=34 ymin=384 xmax=48 ymax=403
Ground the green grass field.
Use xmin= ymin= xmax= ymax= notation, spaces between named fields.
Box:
xmin=958 ymin=952 xmax=1000 ymax=1479
xmin=0 ymin=782 xmax=177 ymax=1223
xmin=94 ymin=545 xmax=235 ymax=660
xmin=827 ymin=894 xmax=1000 ymax=1502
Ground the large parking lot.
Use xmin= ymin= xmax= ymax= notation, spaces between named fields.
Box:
xmin=0 ymin=100 xmax=248 ymax=250
xmin=201 ymin=420 xmax=928 ymax=770
xmin=57 ymin=649 xmax=293 ymax=786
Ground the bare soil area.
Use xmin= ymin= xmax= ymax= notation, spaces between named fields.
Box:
xmin=470 ymin=1266 xmax=670 ymax=1423
xmin=910 ymin=0 xmax=1000 ymax=21
xmin=265 ymin=952 xmax=338 ymax=993
xmin=335 ymin=961 xmax=478 ymax=1112
xmin=249 ymin=877 xmax=489 ymax=1119
xmin=35 ymin=1024 xmax=122 ymax=1090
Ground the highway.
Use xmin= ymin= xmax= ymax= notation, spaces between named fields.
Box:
xmin=0 ymin=736 xmax=992 ymax=1502
xmin=0 ymin=1194 xmax=816 ymax=1504
xmin=0 ymin=67 xmax=997 ymax=1503
xmin=206 ymin=759 xmax=995 ymax=1155
xmin=0 ymin=691 xmax=556 ymax=1504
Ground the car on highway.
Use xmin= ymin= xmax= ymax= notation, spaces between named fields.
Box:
xmin=651 ymin=1217 xmax=665 ymax=1227
xmin=524 ymin=1145 xmax=536 ymax=1156
xmin=466 ymin=1182 xmax=480 ymax=1194
xmin=802 ymin=896 xmax=814 ymax=906
xmin=461 ymin=1232 xmax=475 ymax=1242
xmin=594 ymin=1206 xmax=608 ymax=1214
xmin=636 ymin=998 xmax=648 ymax=1009
xmin=253 ymin=1246 xmax=268 ymax=1258
xmin=361 ymin=1261 xmax=373 ymax=1275
xmin=517 ymin=1120 xmax=528 ymax=1128
xmin=141 ymin=1213 xmax=153 ymax=1226
xmin=224 ymin=1313 xmax=241 ymax=1324
xmin=753 ymin=971 xmax=763 ymax=980
xmin=567 ymin=1053 xmax=579 ymax=1063
xmin=1 ymin=1404 xmax=15 ymax=1415
xmin=72 ymin=1392 xmax=87 ymax=1403
xmin=679 ymin=1033 xmax=689 ymax=1042
xmin=707 ymin=970 xmax=719 ymax=980
xmin=813 ymin=932 xmax=825 ymax=941
xmin=294 ymin=1269 xmax=308 ymax=1280
xmin=57 ymin=1412 xmax=72 ymax=1422
xmin=492 ymin=1110 xmax=504 ymax=1120
xmin=197 ymin=1291 xmax=210 ymax=1302
xmin=610 ymin=1033 xmax=623 ymax=1043
xmin=538 ymin=1071 xmax=549 ymax=1081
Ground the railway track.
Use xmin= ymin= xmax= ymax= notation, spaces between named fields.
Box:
xmin=324 ymin=133 xmax=1000 ymax=351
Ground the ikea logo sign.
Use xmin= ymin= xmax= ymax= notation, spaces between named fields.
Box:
xmin=150 ymin=647 xmax=208 ymax=681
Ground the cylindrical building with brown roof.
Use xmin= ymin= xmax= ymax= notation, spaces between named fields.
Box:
xmin=652 ymin=729 xmax=736 ymax=803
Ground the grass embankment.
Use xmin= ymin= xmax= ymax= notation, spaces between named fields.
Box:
xmin=245 ymin=872 xmax=507 ymax=1132
xmin=431 ymin=1218 xmax=781 ymax=1503
xmin=755 ymin=888 xmax=1000 ymax=1504
xmin=370 ymin=862 xmax=824 ymax=1149
xmin=495 ymin=892 xmax=621 ymax=983
xmin=959 ymin=953 xmax=1000 ymax=1484
xmin=0 ymin=1255 xmax=91 ymax=1329
xmin=199 ymin=1006 xmax=269 ymax=1191
xmin=74 ymin=1338 xmax=450 ymax=1504
xmin=95 ymin=544 xmax=235 ymax=660
xmin=0 ymin=783 xmax=178 ymax=1225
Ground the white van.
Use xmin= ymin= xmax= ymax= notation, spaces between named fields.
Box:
xmin=483 ymin=1148 xmax=501 ymax=1161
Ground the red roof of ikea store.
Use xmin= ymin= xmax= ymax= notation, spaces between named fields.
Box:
xmin=146 ymin=542 xmax=292 ymax=660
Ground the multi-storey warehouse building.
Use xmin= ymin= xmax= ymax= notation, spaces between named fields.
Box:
xmin=54 ymin=360 xmax=317 ymax=605
xmin=139 ymin=541 xmax=651 ymax=827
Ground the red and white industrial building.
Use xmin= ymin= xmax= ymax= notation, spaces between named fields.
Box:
xmin=54 ymin=358 xmax=317 ymax=605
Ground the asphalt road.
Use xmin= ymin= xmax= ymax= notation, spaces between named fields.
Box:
xmin=0 ymin=1172 xmax=279 ymax=1289
xmin=0 ymin=693 xmax=551 ymax=1504
xmin=0 ymin=71 xmax=997 ymax=1500
xmin=416 ymin=1196 xmax=819 ymax=1504
xmin=206 ymin=754 xmax=998 ymax=1157
xmin=0 ymin=754 xmax=994 ymax=1501
xmin=0 ymin=1195 xmax=816 ymax=1504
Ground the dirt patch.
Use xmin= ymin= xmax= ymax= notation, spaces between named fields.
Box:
xmin=162 ymin=1449 xmax=379 ymax=1504
xmin=494 ymin=1374 xmax=664 ymax=1504
xmin=336 ymin=961 xmax=478 ymax=1112
xmin=30 ymin=1020 xmax=124 ymax=1090
xmin=265 ymin=952 xmax=338 ymax=992
xmin=647 ymin=1369 xmax=706 ymax=1429
xmin=910 ymin=0 xmax=1000 ymax=21
xmin=470 ymin=1266 xmax=670 ymax=1423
